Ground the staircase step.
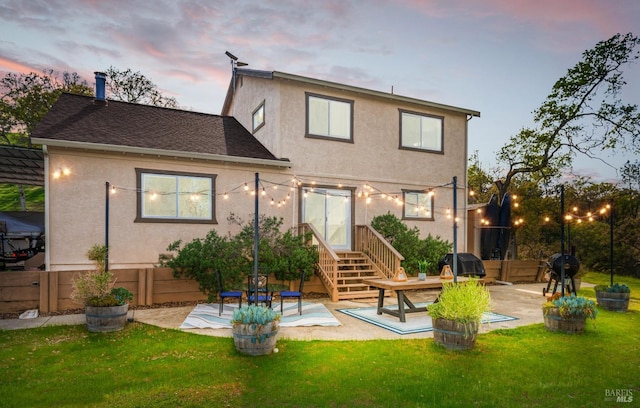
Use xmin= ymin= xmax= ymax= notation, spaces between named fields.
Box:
xmin=320 ymin=251 xmax=392 ymax=301
xmin=337 ymin=290 xmax=384 ymax=300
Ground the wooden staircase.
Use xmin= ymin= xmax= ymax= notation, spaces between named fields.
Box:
xmin=333 ymin=251 xmax=387 ymax=300
xmin=298 ymin=223 xmax=403 ymax=302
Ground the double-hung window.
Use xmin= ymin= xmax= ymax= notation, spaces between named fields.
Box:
xmin=136 ymin=169 xmax=216 ymax=223
xmin=403 ymin=190 xmax=434 ymax=220
xmin=306 ymin=93 xmax=353 ymax=142
xmin=400 ymin=110 xmax=444 ymax=153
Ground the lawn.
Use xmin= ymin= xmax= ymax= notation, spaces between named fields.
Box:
xmin=0 ymin=273 xmax=638 ymax=407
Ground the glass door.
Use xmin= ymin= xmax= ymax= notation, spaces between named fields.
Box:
xmin=302 ymin=188 xmax=351 ymax=250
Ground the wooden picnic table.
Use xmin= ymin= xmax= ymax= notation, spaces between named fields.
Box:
xmin=363 ymin=276 xmax=469 ymax=322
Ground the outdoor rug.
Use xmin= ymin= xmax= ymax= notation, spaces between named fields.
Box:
xmin=180 ymin=302 xmax=341 ymax=329
xmin=337 ymin=303 xmax=518 ymax=335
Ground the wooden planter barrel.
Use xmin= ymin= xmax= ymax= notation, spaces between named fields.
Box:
xmin=432 ymin=318 xmax=479 ymax=350
xmin=85 ymin=304 xmax=129 ymax=333
xmin=543 ymin=308 xmax=586 ymax=333
xmin=596 ymin=291 xmax=630 ymax=311
xmin=232 ymin=321 xmax=279 ymax=355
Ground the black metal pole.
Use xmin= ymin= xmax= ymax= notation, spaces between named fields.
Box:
xmin=254 ymin=172 xmax=259 ymax=305
xmin=452 ymin=176 xmax=458 ymax=284
xmin=610 ymin=199 xmax=614 ymax=286
xmin=560 ymin=184 xmax=565 ymax=296
xmin=105 ymin=181 xmax=109 ymax=273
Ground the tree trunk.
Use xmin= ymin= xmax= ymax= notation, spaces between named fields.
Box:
xmin=19 ymin=184 xmax=26 ymax=211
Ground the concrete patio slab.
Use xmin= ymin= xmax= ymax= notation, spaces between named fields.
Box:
xmin=0 ymin=282 xmax=572 ymax=340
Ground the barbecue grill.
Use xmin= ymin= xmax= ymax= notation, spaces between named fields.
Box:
xmin=438 ymin=253 xmax=486 ymax=278
xmin=542 ymin=253 xmax=580 ymax=296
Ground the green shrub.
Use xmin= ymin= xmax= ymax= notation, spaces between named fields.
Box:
xmin=371 ymin=212 xmax=451 ymax=274
xmin=542 ymin=293 xmax=597 ymax=320
xmin=594 ymin=283 xmax=630 ymax=293
xmin=161 ymin=215 xmax=317 ymax=301
xmin=231 ymin=305 xmax=280 ymax=325
xmin=428 ymin=279 xmax=491 ymax=323
xmin=70 ymin=244 xmax=132 ymax=307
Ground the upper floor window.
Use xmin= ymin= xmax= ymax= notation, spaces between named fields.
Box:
xmin=402 ymin=190 xmax=434 ymax=220
xmin=252 ymin=101 xmax=265 ymax=133
xmin=306 ymin=93 xmax=353 ymax=142
xmin=135 ymin=168 xmax=216 ymax=224
xmin=400 ymin=110 xmax=443 ymax=153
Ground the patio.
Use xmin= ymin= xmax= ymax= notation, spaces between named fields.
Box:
xmin=0 ymin=282 xmax=562 ymax=339
xmin=130 ymin=282 xmax=555 ymax=340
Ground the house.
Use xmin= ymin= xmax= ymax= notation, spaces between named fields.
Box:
xmin=32 ymin=69 xmax=479 ymax=300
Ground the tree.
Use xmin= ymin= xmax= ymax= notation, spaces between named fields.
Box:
xmin=495 ymin=33 xmax=640 ymax=200
xmin=105 ymin=66 xmax=178 ymax=108
xmin=0 ymin=70 xmax=92 ymax=146
xmin=467 ymin=150 xmax=498 ymax=205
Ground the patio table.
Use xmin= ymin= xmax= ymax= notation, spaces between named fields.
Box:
xmin=363 ymin=276 xmax=468 ymax=322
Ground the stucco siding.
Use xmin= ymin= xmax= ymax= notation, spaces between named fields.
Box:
xmin=45 ymin=148 xmax=294 ymax=271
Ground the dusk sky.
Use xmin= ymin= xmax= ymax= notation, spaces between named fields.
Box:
xmin=1 ymin=0 xmax=638 ymax=182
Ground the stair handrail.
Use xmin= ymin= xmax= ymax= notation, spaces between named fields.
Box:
xmin=298 ymin=223 xmax=340 ymax=301
xmin=355 ymin=225 xmax=404 ymax=279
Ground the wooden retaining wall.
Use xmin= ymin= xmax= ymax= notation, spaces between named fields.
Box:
xmin=1 ymin=261 xmax=542 ymax=314
xmin=0 ymin=268 xmax=326 ymax=314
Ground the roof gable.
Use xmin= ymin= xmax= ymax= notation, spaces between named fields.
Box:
xmin=32 ymin=93 xmax=286 ymax=164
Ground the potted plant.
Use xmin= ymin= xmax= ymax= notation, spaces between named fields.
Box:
xmin=428 ymin=279 xmax=491 ymax=350
xmin=594 ymin=283 xmax=630 ymax=311
xmin=70 ymin=244 xmax=133 ymax=332
xmin=417 ymin=260 xmax=429 ymax=281
xmin=231 ymin=305 xmax=280 ymax=355
xmin=542 ymin=293 xmax=597 ymax=333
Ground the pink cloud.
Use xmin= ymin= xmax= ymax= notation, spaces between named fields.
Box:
xmin=0 ymin=57 xmax=36 ymax=74
xmin=395 ymin=0 xmax=632 ymax=45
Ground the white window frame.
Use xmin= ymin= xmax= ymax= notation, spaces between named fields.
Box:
xmin=402 ymin=190 xmax=434 ymax=220
xmin=306 ymin=92 xmax=354 ymax=142
xmin=135 ymin=168 xmax=216 ymax=224
xmin=400 ymin=110 xmax=444 ymax=153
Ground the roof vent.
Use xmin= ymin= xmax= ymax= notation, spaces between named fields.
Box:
xmin=94 ymin=71 xmax=107 ymax=104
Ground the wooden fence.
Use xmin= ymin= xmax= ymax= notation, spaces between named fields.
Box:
xmin=0 ymin=261 xmax=544 ymax=314
xmin=0 ymin=267 xmax=326 ymax=314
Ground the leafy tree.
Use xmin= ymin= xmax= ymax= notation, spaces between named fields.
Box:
xmin=105 ymin=66 xmax=178 ymax=108
xmin=371 ymin=212 xmax=451 ymax=274
xmin=0 ymin=70 xmax=92 ymax=146
xmin=621 ymin=160 xmax=640 ymax=191
xmin=467 ymin=150 xmax=498 ymax=205
xmin=495 ymin=33 xmax=640 ymax=200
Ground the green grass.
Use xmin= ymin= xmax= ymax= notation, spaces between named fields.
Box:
xmin=0 ymin=184 xmax=44 ymax=212
xmin=1 ymin=274 xmax=639 ymax=407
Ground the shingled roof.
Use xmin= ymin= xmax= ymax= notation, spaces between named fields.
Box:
xmin=32 ymin=93 xmax=288 ymax=167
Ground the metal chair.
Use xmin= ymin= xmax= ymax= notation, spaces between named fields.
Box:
xmin=247 ymin=274 xmax=272 ymax=308
xmin=280 ymin=270 xmax=305 ymax=315
xmin=216 ymin=270 xmax=242 ymax=315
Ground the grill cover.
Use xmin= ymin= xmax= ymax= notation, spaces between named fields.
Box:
xmin=547 ymin=253 xmax=580 ymax=278
xmin=438 ymin=253 xmax=486 ymax=277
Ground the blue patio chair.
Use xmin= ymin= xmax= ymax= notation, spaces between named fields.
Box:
xmin=217 ymin=270 xmax=242 ymax=315
xmin=281 ymin=270 xmax=305 ymax=315
xmin=247 ymin=274 xmax=272 ymax=308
